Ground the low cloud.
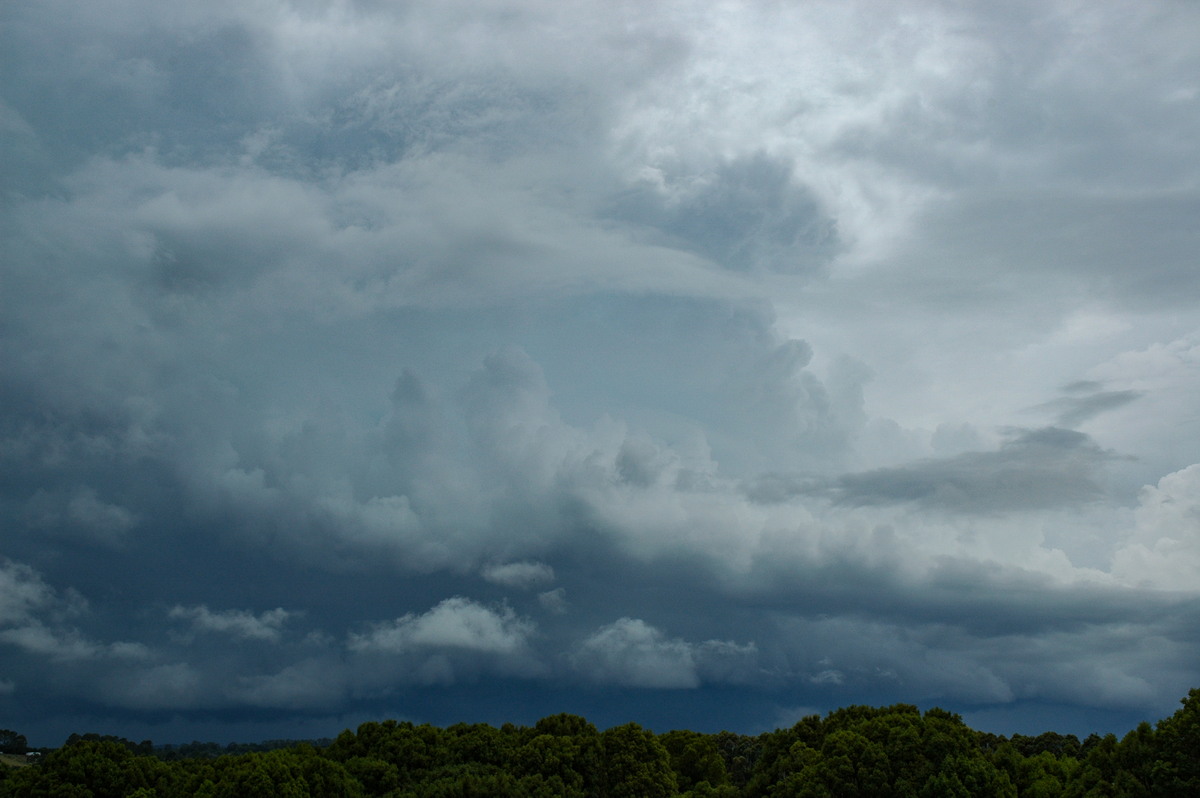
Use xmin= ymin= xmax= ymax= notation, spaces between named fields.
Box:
xmin=349 ymin=597 xmax=534 ymax=656
xmin=24 ymin=486 xmax=138 ymax=546
xmin=169 ymin=605 xmax=293 ymax=642
xmin=0 ymin=623 xmax=104 ymax=662
xmin=0 ymin=560 xmax=63 ymax=626
xmin=346 ymin=597 xmax=541 ymax=687
xmin=233 ymin=658 xmax=348 ymax=711
xmin=572 ymin=618 xmax=757 ymax=689
xmin=537 ymin=588 xmax=568 ymax=614
xmin=768 ymin=613 xmax=1189 ymax=709
xmin=481 ymin=561 xmax=556 ymax=590
xmin=99 ymin=663 xmax=205 ymax=711
xmin=0 ymin=559 xmax=146 ymax=663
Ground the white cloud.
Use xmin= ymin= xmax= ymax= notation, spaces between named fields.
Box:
xmin=1111 ymin=464 xmax=1200 ymax=590
xmin=572 ymin=618 xmax=757 ymax=689
xmin=349 ymin=597 xmax=534 ymax=655
xmin=574 ymin=618 xmax=698 ymax=688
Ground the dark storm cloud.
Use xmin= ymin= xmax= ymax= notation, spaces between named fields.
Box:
xmin=767 ymin=608 xmax=1200 ymax=711
xmin=3 ymin=0 xmax=1200 ymax=747
xmin=831 ymin=428 xmax=1112 ymax=512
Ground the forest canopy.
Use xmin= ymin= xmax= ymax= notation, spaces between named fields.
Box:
xmin=2 ymin=688 xmax=1197 ymax=797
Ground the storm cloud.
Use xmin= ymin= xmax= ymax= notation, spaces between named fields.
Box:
xmin=2 ymin=0 xmax=1200 ymax=745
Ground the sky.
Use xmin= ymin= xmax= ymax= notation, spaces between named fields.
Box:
xmin=2 ymin=0 xmax=1200 ymax=747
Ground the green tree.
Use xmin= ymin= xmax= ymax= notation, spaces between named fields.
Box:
xmin=601 ymin=723 xmax=678 ymax=798
xmin=1151 ymin=687 xmax=1200 ymax=796
xmin=341 ymin=756 xmax=400 ymax=795
xmin=0 ymin=731 xmax=27 ymax=756
xmin=661 ymin=730 xmax=730 ymax=793
xmin=535 ymin=714 xmax=598 ymax=739
xmin=818 ymin=729 xmax=892 ymax=797
xmin=1064 ymin=732 xmax=1123 ymax=798
xmin=0 ymin=739 xmax=175 ymax=798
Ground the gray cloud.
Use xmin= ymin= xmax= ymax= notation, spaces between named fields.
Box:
xmin=0 ymin=559 xmax=145 ymax=664
xmin=609 ymin=153 xmax=841 ymax=274
xmin=769 ymin=610 xmax=1200 ymax=711
xmin=168 ymin=605 xmax=292 ymax=643
xmin=1032 ymin=386 xmax=1144 ymax=428
xmin=0 ymin=560 xmax=64 ymax=627
xmin=232 ymin=658 xmax=348 ymax=711
xmin=537 ymin=588 xmax=569 ymax=615
xmin=23 ymin=486 xmax=138 ymax=546
xmin=572 ymin=618 xmax=758 ymax=689
xmin=481 ymin=561 xmax=556 ymax=590
xmin=3 ymin=0 xmax=1200 ymax=745
xmin=832 ymin=428 xmax=1113 ymax=512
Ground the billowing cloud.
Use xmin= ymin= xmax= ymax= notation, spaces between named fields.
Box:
xmin=1112 ymin=465 xmax=1200 ymax=591
xmin=2 ymin=0 xmax=1200 ymax=745
xmin=572 ymin=618 xmax=758 ymax=689
xmin=0 ymin=559 xmax=142 ymax=663
xmin=349 ymin=597 xmax=534 ymax=656
xmin=0 ymin=560 xmax=65 ymax=627
xmin=609 ymin=153 xmax=842 ymax=274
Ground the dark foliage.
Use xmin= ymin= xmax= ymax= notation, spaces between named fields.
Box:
xmin=2 ymin=690 xmax=1198 ymax=797
xmin=0 ymin=731 xmax=26 ymax=757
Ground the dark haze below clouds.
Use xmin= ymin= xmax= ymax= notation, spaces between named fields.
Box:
xmin=2 ymin=0 xmax=1200 ymax=746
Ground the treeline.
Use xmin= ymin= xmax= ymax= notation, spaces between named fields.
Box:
xmin=0 ymin=731 xmax=335 ymax=761
xmin=1 ymin=688 xmax=1196 ymax=797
